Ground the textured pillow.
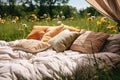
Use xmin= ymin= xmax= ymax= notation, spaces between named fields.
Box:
xmin=101 ymin=33 xmax=120 ymax=55
xmin=26 ymin=26 xmax=49 ymax=40
xmin=70 ymin=30 xmax=109 ymax=53
xmin=41 ymin=25 xmax=65 ymax=42
xmin=11 ymin=39 xmax=51 ymax=53
xmin=48 ymin=30 xmax=80 ymax=52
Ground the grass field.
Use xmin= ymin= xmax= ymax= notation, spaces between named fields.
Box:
xmin=0 ymin=15 xmax=118 ymax=41
xmin=0 ymin=15 xmax=120 ymax=80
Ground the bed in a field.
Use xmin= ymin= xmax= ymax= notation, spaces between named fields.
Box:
xmin=0 ymin=39 xmax=120 ymax=80
xmin=0 ymin=24 xmax=120 ymax=80
xmin=0 ymin=0 xmax=120 ymax=79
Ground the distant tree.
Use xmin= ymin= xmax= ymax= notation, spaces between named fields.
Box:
xmin=79 ymin=7 xmax=101 ymax=17
xmin=85 ymin=7 xmax=101 ymax=16
xmin=0 ymin=0 xmax=7 ymax=17
xmin=62 ymin=5 xmax=77 ymax=18
xmin=7 ymin=0 xmax=16 ymax=16
xmin=0 ymin=0 xmax=3 ymax=17
xmin=34 ymin=0 xmax=69 ymax=18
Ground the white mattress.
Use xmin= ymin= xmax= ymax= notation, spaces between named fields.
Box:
xmin=0 ymin=40 xmax=119 ymax=80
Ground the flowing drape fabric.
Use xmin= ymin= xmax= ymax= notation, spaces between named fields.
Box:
xmin=86 ymin=0 xmax=120 ymax=31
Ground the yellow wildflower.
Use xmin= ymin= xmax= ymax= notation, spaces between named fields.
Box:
xmin=1 ymin=19 xmax=5 ymax=24
xmin=31 ymin=20 xmax=34 ymax=22
xmin=112 ymin=29 xmax=117 ymax=33
xmin=100 ymin=17 xmax=107 ymax=24
xmin=96 ymin=21 xmax=102 ymax=26
xmin=107 ymin=25 xmax=115 ymax=30
xmin=0 ymin=18 xmax=2 ymax=23
xmin=52 ymin=18 xmax=57 ymax=21
xmin=15 ymin=16 xmax=19 ymax=21
xmin=46 ymin=17 xmax=51 ymax=21
xmin=31 ymin=14 xmax=36 ymax=17
xmin=0 ymin=18 xmax=5 ymax=24
xmin=87 ymin=17 xmax=93 ymax=22
xmin=40 ymin=16 xmax=44 ymax=19
xmin=18 ymin=28 xmax=24 ymax=31
xmin=30 ymin=14 xmax=37 ymax=20
xmin=69 ymin=17 xmax=74 ymax=20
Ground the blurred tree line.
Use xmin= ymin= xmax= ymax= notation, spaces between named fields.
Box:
xmin=0 ymin=0 xmax=101 ymax=19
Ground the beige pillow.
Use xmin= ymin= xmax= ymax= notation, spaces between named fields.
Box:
xmin=70 ymin=30 xmax=109 ymax=53
xmin=48 ymin=30 xmax=80 ymax=52
xmin=11 ymin=39 xmax=51 ymax=53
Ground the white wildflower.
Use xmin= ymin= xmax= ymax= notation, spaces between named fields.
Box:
xmin=57 ymin=21 xmax=62 ymax=25
xmin=57 ymin=15 xmax=60 ymax=18
xmin=22 ymin=24 xmax=27 ymax=27
xmin=53 ymin=15 xmax=56 ymax=18
xmin=60 ymin=11 xmax=63 ymax=14
xmin=43 ymin=14 xmax=47 ymax=18
xmin=91 ymin=16 xmax=96 ymax=19
xmin=12 ymin=20 xmax=16 ymax=23
xmin=87 ymin=13 xmax=91 ymax=16
xmin=73 ymin=11 xmax=77 ymax=14
xmin=61 ymin=16 xmax=65 ymax=19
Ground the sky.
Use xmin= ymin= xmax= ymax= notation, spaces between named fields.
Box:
xmin=67 ymin=0 xmax=91 ymax=10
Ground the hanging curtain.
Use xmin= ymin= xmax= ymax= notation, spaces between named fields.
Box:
xmin=86 ymin=0 xmax=120 ymax=31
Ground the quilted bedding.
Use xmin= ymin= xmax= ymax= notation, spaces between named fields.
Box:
xmin=0 ymin=40 xmax=120 ymax=80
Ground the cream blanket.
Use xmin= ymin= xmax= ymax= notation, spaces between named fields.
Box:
xmin=0 ymin=40 xmax=120 ymax=80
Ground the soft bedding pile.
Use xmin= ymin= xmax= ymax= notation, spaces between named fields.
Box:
xmin=0 ymin=39 xmax=120 ymax=80
xmin=0 ymin=25 xmax=120 ymax=80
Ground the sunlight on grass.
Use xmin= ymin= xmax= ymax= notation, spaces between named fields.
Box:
xmin=0 ymin=15 xmax=118 ymax=41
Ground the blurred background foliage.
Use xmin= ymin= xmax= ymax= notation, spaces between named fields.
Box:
xmin=0 ymin=0 xmax=101 ymax=19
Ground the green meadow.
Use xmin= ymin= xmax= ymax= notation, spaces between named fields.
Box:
xmin=0 ymin=15 xmax=118 ymax=41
